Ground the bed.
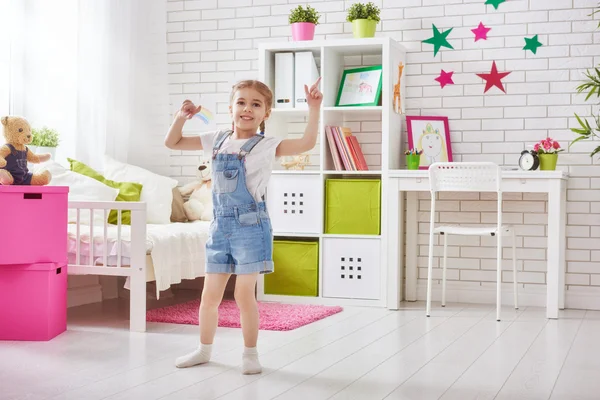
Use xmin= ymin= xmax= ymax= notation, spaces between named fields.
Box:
xmin=66 ymin=201 xmax=211 ymax=332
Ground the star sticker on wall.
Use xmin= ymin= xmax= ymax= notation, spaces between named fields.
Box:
xmin=435 ymin=70 xmax=454 ymax=88
xmin=476 ymin=61 xmax=511 ymax=93
xmin=485 ymin=0 xmax=506 ymax=10
xmin=422 ymin=24 xmax=454 ymax=57
xmin=523 ymin=34 xmax=543 ymax=54
xmin=471 ymin=22 xmax=491 ymax=41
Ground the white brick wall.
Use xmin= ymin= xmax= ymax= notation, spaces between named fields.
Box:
xmin=166 ymin=0 xmax=600 ymax=302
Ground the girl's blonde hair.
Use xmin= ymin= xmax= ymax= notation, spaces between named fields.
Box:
xmin=230 ymin=80 xmax=273 ymax=133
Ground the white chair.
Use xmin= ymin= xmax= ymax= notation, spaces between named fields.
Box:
xmin=426 ymin=162 xmax=518 ymax=321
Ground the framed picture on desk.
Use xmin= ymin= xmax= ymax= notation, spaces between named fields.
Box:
xmin=406 ymin=116 xmax=453 ymax=169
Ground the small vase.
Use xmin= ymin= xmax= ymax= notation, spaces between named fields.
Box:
xmin=352 ymin=19 xmax=377 ymax=38
xmin=36 ymin=146 xmax=56 ymax=160
xmin=538 ymin=153 xmax=558 ymax=171
xmin=291 ymin=22 xmax=316 ymax=41
xmin=406 ymin=154 xmax=421 ymax=170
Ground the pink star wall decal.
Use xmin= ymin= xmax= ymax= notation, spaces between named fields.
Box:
xmin=435 ymin=70 xmax=454 ymax=88
xmin=471 ymin=22 xmax=491 ymax=41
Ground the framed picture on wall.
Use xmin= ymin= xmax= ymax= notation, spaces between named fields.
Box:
xmin=406 ymin=116 xmax=453 ymax=169
xmin=335 ymin=65 xmax=383 ymax=107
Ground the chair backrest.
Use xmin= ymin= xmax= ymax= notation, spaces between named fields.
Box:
xmin=428 ymin=162 xmax=501 ymax=193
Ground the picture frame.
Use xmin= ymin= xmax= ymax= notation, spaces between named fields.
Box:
xmin=406 ymin=116 xmax=453 ymax=169
xmin=335 ymin=65 xmax=383 ymax=107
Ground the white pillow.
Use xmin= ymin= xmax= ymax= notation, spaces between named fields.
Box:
xmin=102 ymin=155 xmax=178 ymax=224
xmin=41 ymin=161 xmax=120 ymax=226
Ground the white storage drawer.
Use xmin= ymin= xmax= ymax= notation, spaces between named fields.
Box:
xmin=266 ymin=174 xmax=321 ymax=234
xmin=322 ymin=237 xmax=381 ymax=300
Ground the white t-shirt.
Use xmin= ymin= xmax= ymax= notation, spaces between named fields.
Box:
xmin=200 ymin=131 xmax=282 ymax=202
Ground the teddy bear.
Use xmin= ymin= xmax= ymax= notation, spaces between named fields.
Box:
xmin=0 ymin=116 xmax=51 ymax=186
xmin=179 ymin=156 xmax=213 ymax=221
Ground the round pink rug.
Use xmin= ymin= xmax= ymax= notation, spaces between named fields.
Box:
xmin=146 ymin=299 xmax=343 ymax=331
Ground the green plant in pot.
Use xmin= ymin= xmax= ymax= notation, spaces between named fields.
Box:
xmin=569 ymin=5 xmax=600 ymax=159
xmin=31 ymin=126 xmax=60 ymax=160
xmin=289 ymin=5 xmax=320 ymax=41
xmin=346 ymin=2 xmax=381 ymax=39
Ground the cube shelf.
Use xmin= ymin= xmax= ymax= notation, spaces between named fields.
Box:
xmin=258 ymin=37 xmax=407 ymax=306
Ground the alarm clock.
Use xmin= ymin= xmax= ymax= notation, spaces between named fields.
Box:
xmin=518 ymin=150 xmax=539 ymax=171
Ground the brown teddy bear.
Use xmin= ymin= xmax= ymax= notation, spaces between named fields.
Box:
xmin=0 ymin=116 xmax=52 ymax=185
xmin=179 ymin=157 xmax=213 ymax=221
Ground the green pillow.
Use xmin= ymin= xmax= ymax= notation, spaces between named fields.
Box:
xmin=67 ymin=158 xmax=143 ymax=225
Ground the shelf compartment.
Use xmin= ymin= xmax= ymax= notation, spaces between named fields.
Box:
xmin=325 ymin=178 xmax=381 ymax=235
xmin=265 ymin=239 xmax=319 ymax=297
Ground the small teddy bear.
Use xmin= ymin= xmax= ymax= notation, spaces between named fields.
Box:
xmin=179 ymin=157 xmax=213 ymax=221
xmin=0 ymin=116 xmax=51 ymax=185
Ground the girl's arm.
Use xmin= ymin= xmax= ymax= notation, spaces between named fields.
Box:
xmin=276 ymin=78 xmax=322 ymax=157
xmin=164 ymin=100 xmax=204 ymax=151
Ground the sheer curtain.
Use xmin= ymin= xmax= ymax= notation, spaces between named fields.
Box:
xmin=10 ymin=0 xmax=169 ymax=170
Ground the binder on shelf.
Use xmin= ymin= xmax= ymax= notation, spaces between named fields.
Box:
xmin=294 ymin=51 xmax=320 ymax=109
xmin=275 ymin=52 xmax=294 ymax=109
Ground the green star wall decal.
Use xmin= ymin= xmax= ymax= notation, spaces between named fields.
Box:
xmin=485 ymin=0 xmax=506 ymax=10
xmin=523 ymin=34 xmax=543 ymax=54
xmin=422 ymin=24 xmax=454 ymax=57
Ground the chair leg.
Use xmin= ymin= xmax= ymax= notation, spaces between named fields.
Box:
xmin=426 ymin=235 xmax=435 ymax=318
xmin=442 ymin=233 xmax=448 ymax=307
xmin=512 ymin=230 xmax=518 ymax=310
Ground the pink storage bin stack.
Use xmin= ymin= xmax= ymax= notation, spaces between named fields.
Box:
xmin=0 ymin=185 xmax=69 ymax=341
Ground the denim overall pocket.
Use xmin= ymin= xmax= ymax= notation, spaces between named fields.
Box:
xmin=235 ymin=208 xmax=260 ymax=227
xmin=214 ymin=169 xmax=239 ymax=194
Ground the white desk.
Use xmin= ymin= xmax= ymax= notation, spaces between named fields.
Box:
xmin=386 ymin=170 xmax=568 ymax=319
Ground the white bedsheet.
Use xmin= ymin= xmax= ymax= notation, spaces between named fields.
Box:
xmin=67 ymin=221 xmax=211 ymax=296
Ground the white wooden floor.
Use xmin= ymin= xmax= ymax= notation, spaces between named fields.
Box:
xmin=1 ymin=298 xmax=599 ymax=400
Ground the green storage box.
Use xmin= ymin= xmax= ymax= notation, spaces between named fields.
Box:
xmin=265 ymin=240 xmax=319 ymax=297
xmin=325 ymin=179 xmax=381 ymax=235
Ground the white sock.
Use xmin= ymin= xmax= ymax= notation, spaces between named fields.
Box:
xmin=175 ymin=343 xmax=212 ymax=368
xmin=242 ymin=346 xmax=262 ymax=375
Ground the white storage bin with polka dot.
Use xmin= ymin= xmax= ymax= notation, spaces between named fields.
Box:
xmin=266 ymin=174 xmax=322 ymax=234
xmin=322 ymin=237 xmax=381 ymax=300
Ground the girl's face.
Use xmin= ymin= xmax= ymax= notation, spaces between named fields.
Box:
xmin=229 ymin=87 xmax=270 ymax=133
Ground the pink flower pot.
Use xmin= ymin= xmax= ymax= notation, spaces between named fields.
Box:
xmin=291 ymin=22 xmax=316 ymax=41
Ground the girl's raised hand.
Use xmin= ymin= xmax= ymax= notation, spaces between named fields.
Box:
xmin=304 ymin=77 xmax=322 ymax=110
xmin=179 ymin=100 xmax=202 ymax=119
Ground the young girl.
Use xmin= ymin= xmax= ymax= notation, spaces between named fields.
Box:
xmin=164 ymin=78 xmax=322 ymax=374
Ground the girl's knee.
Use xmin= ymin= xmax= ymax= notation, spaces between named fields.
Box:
xmin=234 ymin=288 xmax=256 ymax=308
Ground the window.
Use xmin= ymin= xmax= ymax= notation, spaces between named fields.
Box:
xmin=0 ymin=0 xmax=11 ymax=115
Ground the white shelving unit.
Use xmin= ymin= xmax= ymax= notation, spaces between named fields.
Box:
xmin=257 ymin=37 xmax=406 ymax=308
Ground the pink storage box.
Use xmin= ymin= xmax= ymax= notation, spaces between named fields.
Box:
xmin=0 ymin=263 xmax=67 ymax=341
xmin=0 ymin=185 xmax=68 ymax=265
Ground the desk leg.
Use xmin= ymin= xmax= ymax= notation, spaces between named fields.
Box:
xmin=387 ymin=179 xmax=402 ymax=309
xmin=559 ymin=180 xmax=567 ymax=310
xmin=406 ymin=192 xmax=419 ymax=302
xmin=547 ymin=180 xmax=566 ymax=319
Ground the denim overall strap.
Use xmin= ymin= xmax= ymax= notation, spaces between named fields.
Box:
xmin=212 ymin=130 xmax=233 ymax=159
xmin=237 ymin=135 xmax=264 ymax=159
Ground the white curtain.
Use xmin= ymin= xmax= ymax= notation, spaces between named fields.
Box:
xmin=10 ymin=0 xmax=169 ymax=170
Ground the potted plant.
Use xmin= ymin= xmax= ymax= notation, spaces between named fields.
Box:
xmin=31 ymin=126 xmax=60 ymax=159
xmin=570 ymin=5 xmax=600 ymax=159
xmin=533 ymin=137 xmax=563 ymax=170
xmin=289 ymin=5 xmax=320 ymax=41
xmin=346 ymin=2 xmax=381 ymax=39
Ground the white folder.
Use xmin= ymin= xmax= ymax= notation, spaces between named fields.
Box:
xmin=294 ymin=51 xmax=320 ymax=109
xmin=275 ymin=52 xmax=294 ymax=109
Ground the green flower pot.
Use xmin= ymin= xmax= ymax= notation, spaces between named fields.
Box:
xmin=538 ymin=153 xmax=558 ymax=170
xmin=352 ymin=19 xmax=377 ymax=38
xmin=406 ymin=154 xmax=421 ymax=170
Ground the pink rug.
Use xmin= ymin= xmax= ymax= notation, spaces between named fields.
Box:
xmin=146 ymin=299 xmax=343 ymax=331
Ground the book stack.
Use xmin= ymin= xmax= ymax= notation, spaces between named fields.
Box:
xmin=325 ymin=125 xmax=369 ymax=171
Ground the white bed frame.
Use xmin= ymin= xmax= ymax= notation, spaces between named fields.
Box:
xmin=67 ymin=201 xmax=148 ymax=332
